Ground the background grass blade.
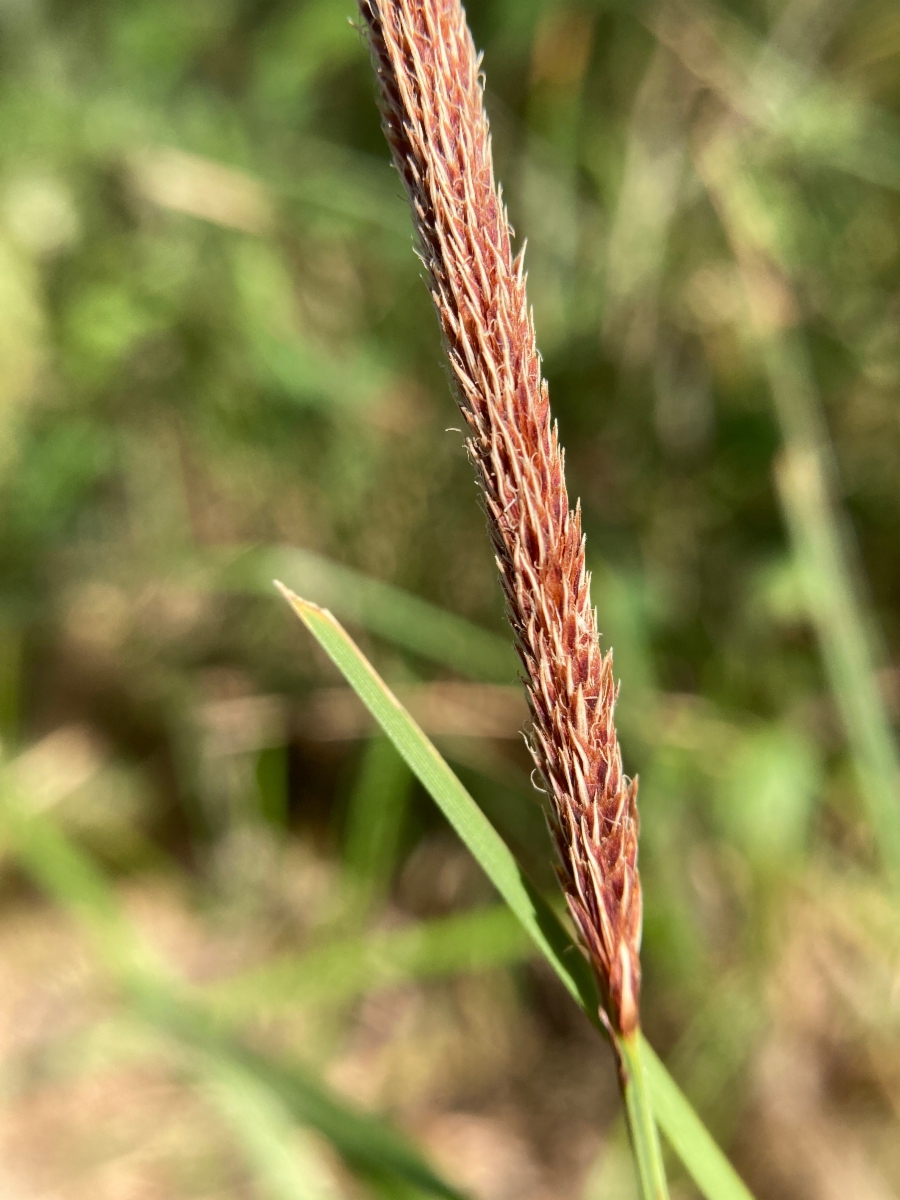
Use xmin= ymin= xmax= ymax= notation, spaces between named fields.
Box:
xmin=206 ymin=904 xmax=530 ymax=1017
xmin=147 ymin=993 xmax=469 ymax=1200
xmin=218 ymin=545 xmax=516 ymax=681
xmin=0 ymin=763 xmax=469 ymax=1200
xmin=343 ymin=736 xmax=414 ymax=916
xmin=196 ymin=1056 xmax=345 ymax=1200
xmin=277 ymin=586 xmax=756 ymax=1200
xmin=696 ymin=138 xmax=900 ymax=877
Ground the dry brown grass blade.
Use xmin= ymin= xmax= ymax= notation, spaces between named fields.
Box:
xmin=357 ymin=0 xmax=642 ymax=1038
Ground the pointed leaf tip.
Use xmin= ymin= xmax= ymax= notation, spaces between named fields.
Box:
xmin=274 ymin=579 xmax=331 ymax=621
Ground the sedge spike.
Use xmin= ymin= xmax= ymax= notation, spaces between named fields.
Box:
xmin=358 ymin=0 xmax=642 ymax=1038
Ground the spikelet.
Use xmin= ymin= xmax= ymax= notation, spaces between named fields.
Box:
xmin=358 ymin=0 xmax=642 ymax=1035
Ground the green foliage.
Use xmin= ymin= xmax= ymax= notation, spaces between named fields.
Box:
xmin=1 ymin=0 xmax=899 ymax=1195
xmin=0 ymin=763 xmax=468 ymax=1200
xmin=278 ymin=587 xmax=748 ymax=1200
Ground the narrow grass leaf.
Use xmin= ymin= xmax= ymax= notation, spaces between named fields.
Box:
xmin=775 ymin=442 xmax=900 ymax=876
xmin=641 ymin=1040 xmax=753 ymax=1200
xmin=697 ymin=144 xmax=900 ymax=876
xmin=278 ymin=588 xmax=756 ymax=1200
xmin=276 ymin=585 xmax=599 ymax=1010
xmin=145 ymin=990 xmax=468 ymax=1200
xmin=199 ymin=1056 xmax=344 ymax=1200
xmin=0 ymin=767 xmax=468 ymax=1200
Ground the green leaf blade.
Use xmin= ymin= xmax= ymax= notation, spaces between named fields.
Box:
xmin=641 ymin=1039 xmax=755 ymax=1200
xmin=275 ymin=584 xmax=597 ymax=1014
xmin=0 ymin=767 xmax=468 ymax=1200
xmin=278 ymin=585 xmax=757 ymax=1200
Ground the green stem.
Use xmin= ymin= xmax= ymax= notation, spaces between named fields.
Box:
xmin=616 ymin=1028 xmax=670 ymax=1200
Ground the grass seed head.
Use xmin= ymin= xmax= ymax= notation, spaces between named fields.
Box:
xmin=359 ymin=0 xmax=642 ymax=1036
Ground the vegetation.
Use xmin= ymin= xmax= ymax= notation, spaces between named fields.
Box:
xmin=0 ymin=0 xmax=899 ymax=1197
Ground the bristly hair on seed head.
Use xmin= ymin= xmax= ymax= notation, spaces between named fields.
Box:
xmin=358 ymin=0 xmax=642 ymax=1036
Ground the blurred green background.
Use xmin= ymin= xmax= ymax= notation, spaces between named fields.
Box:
xmin=1 ymin=0 xmax=899 ymax=1196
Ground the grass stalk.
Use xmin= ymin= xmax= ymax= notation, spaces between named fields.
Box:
xmin=618 ymin=1031 xmax=670 ymax=1200
xmin=696 ymin=132 xmax=900 ymax=877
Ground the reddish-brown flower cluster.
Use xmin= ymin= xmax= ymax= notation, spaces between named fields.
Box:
xmin=359 ymin=0 xmax=642 ymax=1035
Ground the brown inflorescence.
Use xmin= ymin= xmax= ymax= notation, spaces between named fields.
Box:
xmin=358 ymin=0 xmax=642 ymax=1036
